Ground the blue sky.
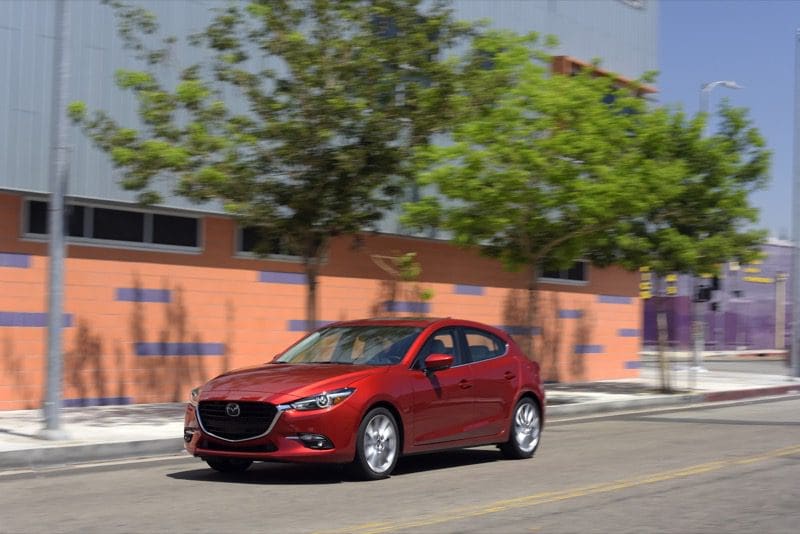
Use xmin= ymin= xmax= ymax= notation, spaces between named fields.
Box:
xmin=659 ymin=0 xmax=800 ymax=239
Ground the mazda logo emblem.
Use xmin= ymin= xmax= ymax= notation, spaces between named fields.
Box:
xmin=225 ymin=403 xmax=241 ymax=417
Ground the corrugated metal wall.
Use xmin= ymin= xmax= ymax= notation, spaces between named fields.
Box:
xmin=452 ymin=0 xmax=657 ymax=79
xmin=0 ymin=0 xmax=658 ymax=213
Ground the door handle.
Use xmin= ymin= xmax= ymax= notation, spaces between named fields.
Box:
xmin=504 ymin=371 xmax=516 ymax=380
xmin=459 ymin=379 xmax=472 ymax=389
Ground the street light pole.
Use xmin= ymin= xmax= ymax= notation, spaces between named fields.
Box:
xmin=699 ymin=80 xmax=744 ymax=115
xmin=42 ymin=0 xmax=71 ymax=440
xmin=792 ymin=29 xmax=800 ymax=379
xmin=691 ymin=80 xmax=743 ymax=380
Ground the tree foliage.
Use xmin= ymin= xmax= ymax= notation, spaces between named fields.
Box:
xmin=70 ymin=0 xmax=472 ymax=328
xmin=403 ymin=31 xmax=770 ymax=355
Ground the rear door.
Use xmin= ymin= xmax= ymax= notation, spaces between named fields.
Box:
xmin=459 ymin=327 xmax=518 ymax=437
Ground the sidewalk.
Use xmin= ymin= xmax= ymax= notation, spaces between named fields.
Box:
xmin=1 ymin=367 xmax=799 ymax=471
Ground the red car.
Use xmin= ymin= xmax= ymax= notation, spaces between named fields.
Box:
xmin=183 ymin=317 xmax=544 ymax=479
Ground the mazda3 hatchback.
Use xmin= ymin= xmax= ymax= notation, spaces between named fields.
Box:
xmin=184 ymin=317 xmax=544 ymax=479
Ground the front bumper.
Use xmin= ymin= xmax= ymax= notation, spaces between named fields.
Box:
xmin=184 ymin=402 xmax=360 ymax=464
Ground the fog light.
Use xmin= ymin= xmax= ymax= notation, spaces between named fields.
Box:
xmin=184 ymin=429 xmax=195 ymax=443
xmin=296 ymin=433 xmax=333 ymax=450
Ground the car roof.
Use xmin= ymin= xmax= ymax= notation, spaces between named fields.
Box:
xmin=324 ymin=317 xmax=449 ymax=328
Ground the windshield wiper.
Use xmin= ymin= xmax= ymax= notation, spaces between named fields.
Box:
xmin=315 ymin=361 xmax=354 ymax=365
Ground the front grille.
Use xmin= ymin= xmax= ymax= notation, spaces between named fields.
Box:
xmin=197 ymin=401 xmax=278 ymax=441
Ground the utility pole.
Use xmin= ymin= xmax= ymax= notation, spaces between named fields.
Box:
xmin=792 ymin=29 xmax=800 ymax=379
xmin=42 ymin=0 xmax=71 ymax=439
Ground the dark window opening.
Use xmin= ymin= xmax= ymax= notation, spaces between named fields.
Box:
xmin=93 ymin=208 xmax=144 ymax=242
xmin=542 ymin=260 xmax=588 ymax=282
xmin=24 ymin=199 xmax=199 ymax=249
xmin=153 ymin=214 xmax=198 ymax=247
xmin=239 ymin=226 xmax=298 ymax=257
xmin=27 ymin=200 xmax=85 ymax=238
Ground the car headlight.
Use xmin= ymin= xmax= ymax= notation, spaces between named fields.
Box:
xmin=189 ymin=386 xmax=202 ymax=406
xmin=287 ymin=388 xmax=355 ymax=411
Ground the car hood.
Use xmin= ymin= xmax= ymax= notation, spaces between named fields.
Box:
xmin=200 ymin=363 xmax=385 ymax=400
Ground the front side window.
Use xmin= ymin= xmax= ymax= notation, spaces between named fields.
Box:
xmin=414 ymin=328 xmax=460 ymax=368
xmin=275 ymin=326 xmax=422 ymax=366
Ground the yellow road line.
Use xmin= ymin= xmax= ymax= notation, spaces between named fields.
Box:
xmin=317 ymin=444 xmax=800 ymax=534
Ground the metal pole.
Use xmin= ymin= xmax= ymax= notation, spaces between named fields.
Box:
xmin=792 ymin=29 xmax=800 ymax=378
xmin=42 ymin=0 xmax=71 ymax=439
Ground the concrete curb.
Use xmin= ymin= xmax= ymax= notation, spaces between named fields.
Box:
xmin=548 ymin=383 xmax=800 ymax=418
xmin=0 ymin=438 xmax=184 ymax=470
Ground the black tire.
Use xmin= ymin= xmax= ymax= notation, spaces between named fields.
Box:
xmin=347 ymin=407 xmax=400 ymax=480
xmin=500 ymin=397 xmax=541 ymax=460
xmin=205 ymin=457 xmax=253 ymax=473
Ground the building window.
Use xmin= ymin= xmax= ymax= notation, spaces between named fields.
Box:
xmin=237 ymin=226 xmax=300 ymax=259
xmin=541 ymin=260 xmax=588 ymax=283
xmin=93 ymin=207 xmax=145 ymax=242
xmin=24 ymin=199 xmax=200 ymax=249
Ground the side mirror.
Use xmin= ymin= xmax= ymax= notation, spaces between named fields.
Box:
xmin=424 ymin=353 xmax=453 ymax=372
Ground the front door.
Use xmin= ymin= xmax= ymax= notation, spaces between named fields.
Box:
xmin=408 ymin=328 xmax=475 ymax=445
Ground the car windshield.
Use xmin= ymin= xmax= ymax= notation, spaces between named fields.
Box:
xmin=275 ymin=326 xmax=423 ymax=366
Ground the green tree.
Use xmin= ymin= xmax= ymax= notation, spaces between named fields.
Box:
xmin=403 ymin=31 xmax=770 ymax=365
xmin=69 ymin=0 xmax=471 ymax=330
xmin=593 ymin=102 xmax=770 ymax=391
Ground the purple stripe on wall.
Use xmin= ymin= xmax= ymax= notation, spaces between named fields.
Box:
xmin=0 ymin=253 xmax=30 ymax=268
xmin=599 ymin=295 xmax=632 ymax=305
xmin=0 ymin=312 xmax=73 ymax=327
xmin=575 ymin=344 xmax=604 ymax=354
xmin=624 ymin=361 xmax=642 ymax=369
xmin=383 ymin=301 xmax=430 ymax=314
xmin=618 ymin=328 xmax=640 ymax=337
xmin=134 ymin=342 xmax=226 ymax=356
xmin=116 ymin=288 xmax=171 ymax=303
xmin=497 ymin=325 xmax=542 ymax=337
xmin=287 ymin=320 xmax=334 ymax=332
xmin=259 ymin=271 xmax=306 ymax=284
xmin=453 ymin=284 xmax=485 ymax=296
xmin=62 ymin=396 xmax=134 ymax=407
xmin=559 ymin=310 xmax=583 ymax=319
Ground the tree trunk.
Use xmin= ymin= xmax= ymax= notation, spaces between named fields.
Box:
xmin=303 ymin=251 xmax=322 ymax=333
xmin=524 ymin=263 xmax=539 ymax=361
xmin=305 ymin=266 xmax=318 ymax=332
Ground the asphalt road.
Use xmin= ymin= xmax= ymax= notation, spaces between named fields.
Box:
xmin=2 ymin=398 xmax=799 ymax=534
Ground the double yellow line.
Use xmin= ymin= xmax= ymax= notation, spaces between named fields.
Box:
xmin=318 ymin=444 xmax=800 ymax=534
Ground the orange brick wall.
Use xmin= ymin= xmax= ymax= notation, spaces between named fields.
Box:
xmin=0 ymin=192 xmax=641 ymax=410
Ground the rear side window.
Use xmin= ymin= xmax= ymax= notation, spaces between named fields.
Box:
xmin=463 ymin=328 xmax=507 ymax=363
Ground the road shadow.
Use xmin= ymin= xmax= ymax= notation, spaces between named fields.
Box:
xmin=166 ymin=448 xmax=503 ymax=485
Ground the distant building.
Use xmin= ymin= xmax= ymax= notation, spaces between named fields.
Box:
xmin=0 ymin=0 xmax=658 ymax=409
xmin=642 ymin=239 xmax=792 ymax=352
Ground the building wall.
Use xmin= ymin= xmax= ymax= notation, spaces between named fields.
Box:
xmin=0 ymin=0 xmax=658 ymax=213
xmin=642 ymin=242 xmax=793 ymax=351
xmin=0 ymin=192 xmax=641 ymax=410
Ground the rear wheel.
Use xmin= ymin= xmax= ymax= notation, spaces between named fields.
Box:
xmin=500 ymin=397 xmax=541 ymax=459
xmin=205 ymin=457 xmax=253 ymax=473
xmin=348 ymin=408 xmax=399 ymax=480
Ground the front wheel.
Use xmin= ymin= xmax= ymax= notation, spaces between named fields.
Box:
xmin=500 ymin=397 xmax=541 ymax=459
xmin=348 ymin=407 xmax=400 ymax=480
xmin=205 ymin=457 xmax=253 ymax=473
